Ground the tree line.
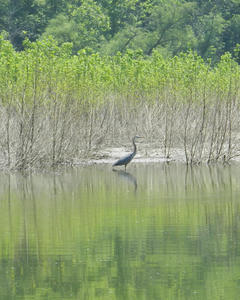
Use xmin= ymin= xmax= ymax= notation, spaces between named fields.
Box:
xmin=0 ymin=0 xmax=240 ymax=62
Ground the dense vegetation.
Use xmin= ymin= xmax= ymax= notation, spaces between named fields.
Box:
xmin=0 ymin=35 xmax=240 ymax=169
xmin=0 ymin=0 xmax=240 ymax=61
xmin=0 ymin=1 xmax=240 ymax=170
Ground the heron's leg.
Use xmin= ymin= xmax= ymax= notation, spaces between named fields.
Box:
xmin=125 ymin=165 xmax=126 ymax=171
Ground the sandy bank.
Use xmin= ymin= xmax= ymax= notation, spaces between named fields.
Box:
xmin=73 ymin=145 xmax=240 ymax=166
xmin=74 ymin=147 xmax=187 ymax=166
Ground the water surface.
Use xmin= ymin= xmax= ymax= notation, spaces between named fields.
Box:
xmin=1 ymin=163 xmax=240 ymax=299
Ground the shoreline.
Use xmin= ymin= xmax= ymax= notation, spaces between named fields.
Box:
xmin=1 ymin=147 xmax=239 ymax=172
xmin=76 ymin=147 xmax=182 ymax=166
xmin=73 ymin=147 xmax=239 ymax=166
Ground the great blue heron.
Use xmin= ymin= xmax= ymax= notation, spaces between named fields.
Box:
xmin=112 ymin=136 xmax=142 ymax=171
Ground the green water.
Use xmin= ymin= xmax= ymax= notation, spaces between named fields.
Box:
xmin=1 ymin=163 xmax=240 ymax=300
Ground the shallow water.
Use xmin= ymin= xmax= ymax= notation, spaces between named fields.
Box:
xmin=1 ymin=163 xmax=240 ymax=299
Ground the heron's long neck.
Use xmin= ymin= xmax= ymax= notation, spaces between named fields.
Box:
xmin=132 ymin=138 xmax=137 ymax=154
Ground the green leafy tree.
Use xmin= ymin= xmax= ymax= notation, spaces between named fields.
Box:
xmin=193 ymin=13 xmax=226 ymax=60
xmin=0 ymin=0 xmax=47 ymax=49
xmin=101 ymin=0 xmax=197 ymax=56
xmin=0 ymin=0 xmax=68 ymax=50
xmin=141 ymin=0 xmax=196 ymax=55
xmin=44 ymin=0 xmax=110 ymax=52
xmin=0 ymin=0 xmax=240 ymax=61
xmin=98 ymin=0 xmax=140 ymax=36
xmin=189 ymin=0 xmax=240 ymax=59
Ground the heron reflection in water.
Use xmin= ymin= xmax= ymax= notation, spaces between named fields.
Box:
xmin=112 ymin=169 xmax=137 ymax=191
xmin=112 ymin=136 xmax=142 ymax=171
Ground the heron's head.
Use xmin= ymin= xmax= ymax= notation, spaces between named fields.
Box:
xmin=133 ymin=135 xmax=143 ymax=141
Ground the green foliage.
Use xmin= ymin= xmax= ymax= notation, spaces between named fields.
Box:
xmin=143 ymin=0 xmax=196 ymax=55
xmin=43 ymin=0 xmax=110 ymax=53
xmin=1 ymin=0 xmax=240 ymax=60
xmin=0 ymin=35 xmax=239 ymax=105
xmin=193 ymin=13 xmax=226 ymax=60
xmin=0 ymin=35 xmax=240 ymax=167
xmin=0 ymin=0 xmax=48 ymax=49
xmin=98 ymin=0 xmax=140 ymax=36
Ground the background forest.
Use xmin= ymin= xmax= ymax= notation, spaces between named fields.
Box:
xmin=0 ymin=0 xmax=240 ymax=61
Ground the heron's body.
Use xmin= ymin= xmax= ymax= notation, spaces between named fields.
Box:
xmin=113 ymin=136 xmax=141 ymax=170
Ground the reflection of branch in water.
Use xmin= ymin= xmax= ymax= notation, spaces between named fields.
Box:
xmin=112 ymin=169 xmax=137 ymax=191
xmin=7 ymin=174 xmax=12 ymax=239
